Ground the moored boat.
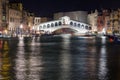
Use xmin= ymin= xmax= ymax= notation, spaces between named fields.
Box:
xmin=107 ymin=35 xmax=120 ymax=44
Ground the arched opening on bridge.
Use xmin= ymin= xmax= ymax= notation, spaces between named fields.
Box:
xmin=47 ymin=24 xmax=50 ymax=28
xmin=52 ymin=28 xmax=77 ymax=35
xmin=51 ymin=23 xmax=54 ymax=27
xmin=78 ymin=24 xmax=80 ymax=27
xmin=43 ymin=25 xmax=46 ymax=29
xmin=59 ymin=21 xmax=62 ymax=26
xmin=81 ymin=24 xmax=84 ymax=29
xmin=55 ymin=22 xmax=58 ymax=26
xmin=85 ymin=25 xmax=89 ymax=29
xmin=70 ymin=22 xmax=73 ymax=26
xmin=74 ymin=23 xmax=77 ymax=27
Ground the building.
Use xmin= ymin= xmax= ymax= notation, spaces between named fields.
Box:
xmin=8 ymin=2 xmax=23 ymax=35
xmin=99 ymin=9 xmax=120 ymax=35
xmin=54 ymin=11 xmax=88 ymax=23
xmin=97 ymin=10 xmax=108 ymax=33
xmin=22 ymin=10 xmax=28 ymax=31
xmin=109 ymin=9 xmax=120 ymax=33
xmin=34 ymin=17 xmax=41 ymax=26
xmin=8 ymin=2 xmax=35 ymax=36
xmin=41 ymin=17 xmax=52 ymax=23
xmin=27 ymin=13 xmax=34 ymax=34
xmin=0 ymin=0 xmax=9 ymax=33
xmin=9 ymin=2 xmax=23 ymax=11
xmin=8 ymin=8 xmax=22 ymax=35
xmin=87 ymin=10 xmax=98 ymax=33
xmin=22 ymin=10 xmax=35 ymax=34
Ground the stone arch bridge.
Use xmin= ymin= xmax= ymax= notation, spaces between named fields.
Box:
xmin=33 ymin=16 xmax=91 ymax=34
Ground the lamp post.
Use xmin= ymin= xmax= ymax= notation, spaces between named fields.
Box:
xmin=32 ymin=26 xmax=35 ymax=35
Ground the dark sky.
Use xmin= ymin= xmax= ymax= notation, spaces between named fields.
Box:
xmin=9 ymin=0 xmax=120 ymax=17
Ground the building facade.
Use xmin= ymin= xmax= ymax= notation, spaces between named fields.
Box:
xmin=34 ymin=17 xmax=51 ymax=25
xmin=87 ymin=10 xmax=98 ymax=33
xmin=98 ymin=9 xmax=120 ymax=35
xmin=27 ymin=13 xmax=34 ymax=34
xmin=109 ymin=9 xmax=120 ymax=34
xmin=8 ymin=2 xmax=23 ymax=36
xmin=34 ymin=17 xmax=41 ymax=26
xmin=0 ymin=0 xmax=9 ymax=33
xmin=8 ymin=8 xmax=22 ymax=35
xmin=8 ymin=2 xmax=35 ymax=36
xmin=54 ymin=11 xmax=88 ymax=23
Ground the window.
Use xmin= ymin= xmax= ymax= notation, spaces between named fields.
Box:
xmin=89 ymin=27 xmax=91 ymax=30
xmin=10 ymin=17 xmax=14 ymax=22
xmin=2 ymin=16 xmax=6 ymax=21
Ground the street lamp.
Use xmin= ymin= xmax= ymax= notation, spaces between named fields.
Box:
xmin=20 ymin=24 xmax=23 ymax=37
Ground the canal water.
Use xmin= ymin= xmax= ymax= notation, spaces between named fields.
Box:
xmin=0 ymin=37 xmax=120 ymax=80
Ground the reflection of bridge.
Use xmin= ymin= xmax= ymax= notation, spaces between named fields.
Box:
xmin=34 ymin=16 xmax=91 ymax=34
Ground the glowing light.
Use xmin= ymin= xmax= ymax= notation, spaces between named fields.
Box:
xmin=20 ymin=24 xmax=23 ymax=29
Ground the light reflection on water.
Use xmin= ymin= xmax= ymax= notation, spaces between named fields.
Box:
xmin=0 ymin=40 xmax=11 ymax=80
xmin=59 ymin=37 xmax=71 ymax=80
xmin=15 ymin=40 xmax=27 ymax=80
xmin=28 ymin=43 xmax=43 ymax=80
xmin=98 ymin=45 xmax=107 ymax=80
xmin=14 ymin=39 xmax=43 ymax=80
xmin=0 ymin=37 xmax=120 ymax=80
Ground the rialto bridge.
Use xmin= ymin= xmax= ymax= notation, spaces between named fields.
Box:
xmin=33 ymin=16 xmax=91 ymax=34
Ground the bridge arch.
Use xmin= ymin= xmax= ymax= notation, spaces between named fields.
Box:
xmin=52 ymin=27 xmax=78 ymax=34
xmin=34 ymin=16 xmax=91 ymax=34
xmin=51 ymin=26 xmax=79 ymax=33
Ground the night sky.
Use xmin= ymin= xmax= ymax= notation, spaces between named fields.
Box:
xmin=9 ymin=0 xmax=120 ymax=17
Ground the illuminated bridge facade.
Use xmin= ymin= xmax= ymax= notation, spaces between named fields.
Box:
xmin=34 ymin=16 xmax=91 ymax=34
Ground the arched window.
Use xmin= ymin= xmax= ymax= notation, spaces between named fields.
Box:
xmin=70 ymin=22 xmax=73 ymax=26
xmin=74 ymin=23 xmax=77 ymax=27
xmin=43 ymin=25 xmax=46 ymax=29
xmin=78 ymin=24 xmax=80 ymax=27
xmin=47 ymin=24 xmax=50 ymax=28
xmin=81 ymin=24 xmax=84 ymax=29
xmin=89 ymin=27 xmax=92 ymax=30
xmin=59 ymin=21 xmax=62 ymax=26
xmin=85 ymin=26 xmax=89 ymax=29
xmin=51 ymin=23 xmax=54 ymax=27
xmin=55 ymin=22 xmax=58 ymax=26
xmin=39 ymin=26 xmax=42 ymax=29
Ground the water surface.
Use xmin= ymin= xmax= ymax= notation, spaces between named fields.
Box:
xmin=0 ymin=37 xmax=120 ymax=80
